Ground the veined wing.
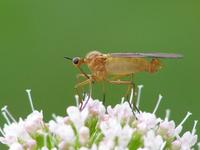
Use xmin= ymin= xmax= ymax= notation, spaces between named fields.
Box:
xmin=110 ymin=52 xmax=183 ymax=59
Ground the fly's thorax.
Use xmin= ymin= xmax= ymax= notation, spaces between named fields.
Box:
xmin=85 ymin=51 xmax=107 ymax=80
xmin=85 ymin=51 xmax=102 ymax=59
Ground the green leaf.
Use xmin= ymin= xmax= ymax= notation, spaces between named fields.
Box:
xmin=85 ymin=117 xmax=98 ymax=136
xmin=35 ymin=134 xmax=44 ymax=149
xmin=70 ymin=122 xmax=80 ymax=150
xmin=128 ymin=133 xmax=143 ymax=150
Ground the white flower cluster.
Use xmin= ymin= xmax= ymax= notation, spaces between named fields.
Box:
xmin=0 ymin=87 xmax=199 ymax=150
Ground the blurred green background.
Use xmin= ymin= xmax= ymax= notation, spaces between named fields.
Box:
xmin=0 ymin=0 xmax=200 ymax=149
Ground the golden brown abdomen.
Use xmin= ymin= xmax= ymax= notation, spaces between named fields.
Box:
xmin=105 ymin=57 xmax=149 ymax=75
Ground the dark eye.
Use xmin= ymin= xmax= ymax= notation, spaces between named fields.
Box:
xmin=72 ymin=57 xmax=80 ymax=65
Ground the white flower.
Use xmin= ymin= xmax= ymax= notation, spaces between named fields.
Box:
xmin=98 ymin=140 xmax=115 ymax=150
xmin=58 ymin=142 xmax=74 ymax=150
xmin=79 ymin=126 xmax=90 ymax=145
xmin=24 ymin=110 xmax=43 ymax=134
xmin=0 ymin=119 xmax=34 ymax=146
xmin=25 ymin=140 xmax=36 ymax=150
xmin=49 ymin=121 xmax=75 ymax=143
xmin=100 ymin=117 xmax=134 ymax=148
xmin=100 ymin=116 xmax=131 ymax=149
xmin=86 ymin=98 xmax=106 ymax=118
xmin=41 ymin=146 xmax=49 ymax=150
xmin=48 ymin=116 xmax=66 ymax=132
xmin=171 ymin=140 xmax=181 ymax=150
xmin=90 ymin=144 xmax=98 ymax=150
xmin=79 ymin=147 xmax=89 ymax=150
xmin=67 ymin=106 xmax=88 ymax=130
xmin=136 ymin=112 xmax=160 ymax=133
xmin=100 ymin=117 xmax=120 ymax=138
xmin=9 ymin=142 xmax=24 ymax=150
xmin=179 ymin=131 xmax=197 ymax=150
xmin=158 ymin=120 xmax=176 ymax=139
xmin=107 ymin=101 xmax=133 ymax=123
xmin=117 ymin=124 xmax=135 ymax=148
xmin=48 ymin=115 xmax=76 ymax=149
xmin=142 ymin=130 xmax=164 ymax=150
xmin=0 ymin=87 xmax=198 ymax=150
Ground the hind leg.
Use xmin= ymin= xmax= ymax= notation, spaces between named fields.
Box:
xmin=126 ymin=74 xmax=140 ymax=113
xmin=106 ymin=77 xmax=140 ymax=113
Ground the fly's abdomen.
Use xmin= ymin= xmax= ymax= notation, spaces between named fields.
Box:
xmin=105 ymin=57 xmax=148 ymax=75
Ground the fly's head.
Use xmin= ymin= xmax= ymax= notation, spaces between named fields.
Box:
xmin=64 ymin=56 xmax=85 ymax=68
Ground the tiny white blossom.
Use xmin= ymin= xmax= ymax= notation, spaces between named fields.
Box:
xmin=98 ymin=140 xmax=115 ymax=150
xmin=48 ymin=116 xmax=66 ymax=132
xmin=136 ymin=112 xmax=160 ymax=133
xmin=171 ymin=140 xmax=181 ymax=150
xmin=9 ymin=142 xmax=24 ymax=150
xmin=117 ymin=124 xmax=135 ymax=148
xmin=107 ymin=101 xmax=133 ymax=123
xmin=179 ymin=131 xmax=197 ymax=150
xmin=67 ymin=106 xmax=88 ymax=130
xmin=0 ymin=119 xmax=34 ymax=146
xmin=143 ymin=130 xmax=164 ymax=150
xmin=53 ymin=115 xmax=69 ymax=124
xmin=86 ymin=98 xmax=106 ymax=118
xmin=100 ymin=117 xmax=134 ymax=149
xmin=24 ymin=110 xmax=43 ymax=134
xmin=25 ymin=140 xmax=36 ymax=150
xmin=100 ymin=117 xmax=121 ymax=138
xmin=79 ymin=126 xmax=90 ymax=145
xmin=58 ymin=142 xmax=74 ymax=150
xmin=49 ymin=121 xmax=75 ymax=143
xmin=41 ymin=146 xmax=49 ymax=150
xmin=79 ymin=147 xmax=89 ymax=150
xmin=158 ymin=120 xmax=176 ymax=139
xmin=91 ymin=144 xmax=98 ymax=150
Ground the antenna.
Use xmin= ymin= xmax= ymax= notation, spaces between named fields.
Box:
xmin=64 ymin=56 xmax=73 ymax=60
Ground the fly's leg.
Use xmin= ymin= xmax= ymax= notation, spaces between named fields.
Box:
xmin=106 ymin=78 xmax=140 ymax=113
xmin=129 ymin=74 xmax=140 ymax=113
xmin=110 ymin=74 xmax=130 ymax=81
xmin=75 ymin=77 xmax=93 ymax=110
xmin=78 ymin=75 xmax=106 ymax=105
xmin=102 ymin=82 xmax=106 ymax=105
xmin=75 ymin=88 xmax=83 ymax=109
xmin=106 ymin=79 xmax=136 ymax=115
xmin=76 ymin=73 xmax=91 ymax=99
xmin=109 ymin=74 xmax=135 ymax=98
xmin=81 ymin=79 xmax=93 ymax=111
xmin=123 ymin=79 xmax=140 ymax=113
xmin=106 ymin=79 xmax=133 ymax=99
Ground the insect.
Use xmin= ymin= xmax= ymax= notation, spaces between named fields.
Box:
xmin=65 ymin=51 xmax=183 ymax=109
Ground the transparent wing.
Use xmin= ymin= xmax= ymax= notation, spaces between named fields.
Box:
xmin=110 ymin=52 xmax=183 ymax=59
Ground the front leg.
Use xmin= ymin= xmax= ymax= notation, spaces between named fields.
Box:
xmin=76 ymin=73 xmax=92 ymax=81
xmin=76 ymin=73 xmax=92 ymax=96
xmin=75 ymin=77 xmax=94 ymax=110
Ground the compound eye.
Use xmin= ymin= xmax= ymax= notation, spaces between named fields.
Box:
xmin=72 ymin=57 xmax=80 ymax=65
